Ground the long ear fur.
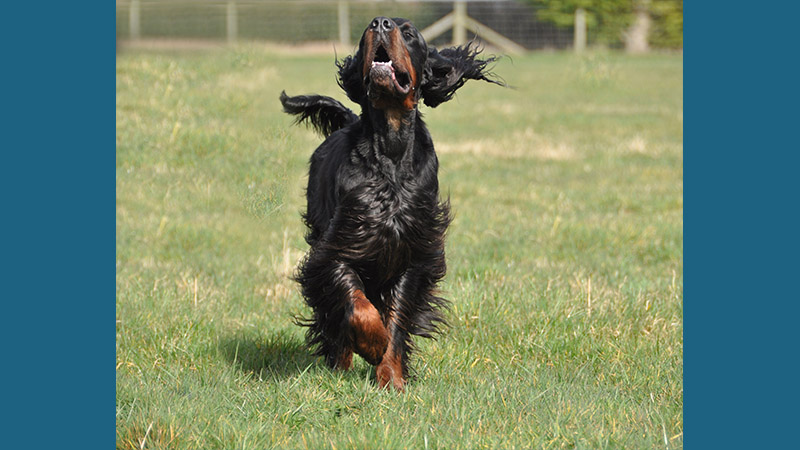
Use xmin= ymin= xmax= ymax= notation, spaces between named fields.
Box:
xmin=421 ymin=42 xmax=504 ymax=108
xmin=336 ymin=54 xmax=365 ymax=106
xmin=280 ymin=91 xmax=358 ymax=137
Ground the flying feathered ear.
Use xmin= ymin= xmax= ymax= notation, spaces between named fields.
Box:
xmin=421 ymin=42 xmax=504 ymax=108
xmin=337 ymin=53 xmax=365 ymax=105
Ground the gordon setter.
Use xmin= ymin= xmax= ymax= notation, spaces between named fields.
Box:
xmin=280 ymin=16 xmax=502 ymax=390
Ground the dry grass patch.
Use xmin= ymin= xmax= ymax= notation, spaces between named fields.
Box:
xmin=218 ymin=66 xmax=279 ymax=92
xmin=437 ymin=127 xmax=577 ymax=160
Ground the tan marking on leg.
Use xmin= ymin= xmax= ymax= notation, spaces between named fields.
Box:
xmin=376 ymin=344 xmax=405 ymax=391
xmin=334 ymin=348 xmax=353 ymax=370
xmin=349 ymin=290 xmax=389 ymax=365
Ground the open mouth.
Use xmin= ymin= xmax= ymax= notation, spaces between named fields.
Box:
xmin=366 ymin=44 xmax=411 ymax=95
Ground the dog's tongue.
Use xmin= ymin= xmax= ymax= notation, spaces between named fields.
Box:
xmin=370 ymin=61 xmax=394 ymax=84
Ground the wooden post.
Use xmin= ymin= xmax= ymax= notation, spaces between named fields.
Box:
xmin=338 ymin=1 xmax=350 ymax=48
xmin=129 ymin=0 xmax=141 ymax=41
xmin=464 ymin=15 xmax=526 ymax=54
xmin=227 ymin=1 xmax=238 ymax=44
xmin=625 ymin=1 xmax=651 ymax=53
xmin=574 ymin=8 xmax=586 ymax=53
xmin=421 ymin=13 xmax=455 ymax=42
xmin=453 ymin=1 xmax=467 ymax=45
xmin=421 ymin=1 xmax=526 ymax=54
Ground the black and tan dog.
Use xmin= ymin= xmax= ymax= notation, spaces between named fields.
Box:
xmin=281 ymin=17 xmax=502 ymax=390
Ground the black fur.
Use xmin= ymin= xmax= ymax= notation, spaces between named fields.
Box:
xmin=279 ymin=91 xmax=358 ymax=137
xmin=421 ymin=45 xmax=504 ymax=107
xmin=280 ymin=17 xmax=502 ymax=389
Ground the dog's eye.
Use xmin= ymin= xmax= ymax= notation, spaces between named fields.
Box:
xmin=403 ymin=30 xmax=414 ymax=40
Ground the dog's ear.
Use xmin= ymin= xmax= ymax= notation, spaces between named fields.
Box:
xmin=337 ymin=53 xmax=365 ymax=105
xmin=421 ymin=43 xmax=504 ymax=108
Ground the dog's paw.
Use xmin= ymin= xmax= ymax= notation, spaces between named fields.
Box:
xmin=376 ymin=354 xmax=406 ymax=391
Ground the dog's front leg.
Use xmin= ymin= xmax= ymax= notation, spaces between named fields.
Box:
xmin=347 ymin=287 xmax=389 ymax=365
xmin=376 ymin=260 xmax=448 ymax=391
xmin=297 ymin=254 xmax=388 ymax=369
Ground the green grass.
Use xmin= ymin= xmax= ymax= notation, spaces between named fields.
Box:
xmin=117 ymin=46 xmax=682 ymax=449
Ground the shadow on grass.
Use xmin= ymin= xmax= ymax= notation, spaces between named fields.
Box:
xmin=219 ymin=330 xmax=319 ymax=380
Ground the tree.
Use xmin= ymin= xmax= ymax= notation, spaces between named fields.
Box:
xmin=526 ymin=0 xmax=634 ymax=48
xmin=524 ymin=0 xmax=682 ymax=50
xmin=649 ymin=0 xmax=683 ymax=49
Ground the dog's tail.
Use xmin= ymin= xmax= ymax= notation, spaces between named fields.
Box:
xmin=280 ymin=91 xmax=358 ymax=138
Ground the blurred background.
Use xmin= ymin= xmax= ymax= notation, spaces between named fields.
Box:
xmin=116 ymin=0 xmax=682 ymax=53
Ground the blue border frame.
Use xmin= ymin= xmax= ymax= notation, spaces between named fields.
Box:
xmin=5 ymin=3 xmax=112 ymax=448
xmin=5 ymin=2 xmax=796 ymax=448
xmin=686 ymin=2 xmax=798 ymax=448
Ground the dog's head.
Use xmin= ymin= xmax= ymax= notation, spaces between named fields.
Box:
xmin=338 ymin=17 xmax=503 ymax=112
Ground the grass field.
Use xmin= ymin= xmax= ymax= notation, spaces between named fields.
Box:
xmin=116 ymin=44 xmax=682 ymax=449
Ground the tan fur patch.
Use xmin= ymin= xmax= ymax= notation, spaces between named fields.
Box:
xmin=349 ymin=290 xmax=389 ymax=365
xmin=335 ymin=349 xmax=353 ymax=370
xmin=376 ymin=346 xmax=405 ymax=391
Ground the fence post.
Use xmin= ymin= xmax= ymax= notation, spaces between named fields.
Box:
xmin=227 ymin=1 xmax=238 ymax=44
xmin=338 ymin=1 xmax=350 ymax=48
xmin=574 ymin=8 xmax=586 ymax=53
xmin=625 ymin=1 xmax=650 ymax=53
xmin=129 ymin=0 xmax=141 ymax=41
xmin=453 ymin=1 xmax=467 ymax=45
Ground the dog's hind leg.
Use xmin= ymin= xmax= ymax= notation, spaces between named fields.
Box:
xmin=333 ymin=347 xmax=353 ymax=370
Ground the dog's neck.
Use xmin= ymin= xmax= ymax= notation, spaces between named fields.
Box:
xmin=365 ymin=106 xmax=418 ymax=176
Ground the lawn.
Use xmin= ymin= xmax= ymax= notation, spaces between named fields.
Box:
xmin=116 ymin=44 xmax=682 ymax=449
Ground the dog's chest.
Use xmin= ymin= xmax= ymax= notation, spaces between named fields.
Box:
xmin=353 ymin=184 xmax=418 ymax=280
xmin=361 ymin=179 xmax=418 ymax=236
xmin=347 ymin=177 xmax=428 ymax=260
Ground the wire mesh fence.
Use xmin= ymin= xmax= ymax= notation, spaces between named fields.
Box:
xmin=116 ymin=0 xmax=575 ymax=51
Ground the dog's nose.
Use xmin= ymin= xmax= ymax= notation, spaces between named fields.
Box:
xmin=370 ymin=17 xmax=394 ymax=33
